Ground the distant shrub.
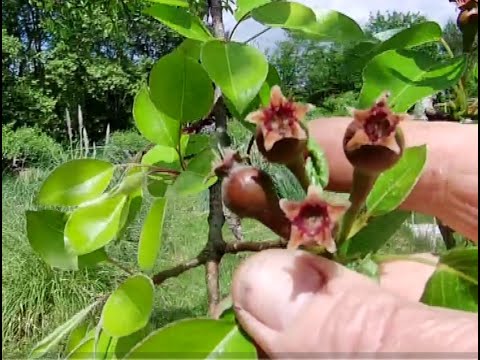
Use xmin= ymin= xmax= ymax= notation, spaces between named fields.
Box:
xmin=102 ymin=130 xmax=150 ymax=164
xmin=307 ymin=91 xmax=359 ymax=119
xmin=2 ymin=125 xmax=64 ymax=172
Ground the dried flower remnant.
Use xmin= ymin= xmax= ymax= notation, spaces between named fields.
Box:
xmin=280 ymin=186 xmax=348 ymax=253
xmin=246 ymin=85 xmax=313 ymax=165
xmin=213 ymin=150 xmax=291 ymax=240
xmin=343 ymin=92 xmax=407 ymax=175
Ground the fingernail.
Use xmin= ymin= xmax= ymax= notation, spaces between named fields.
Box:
xmin=232 ymin=249 xmax=325 ymax=331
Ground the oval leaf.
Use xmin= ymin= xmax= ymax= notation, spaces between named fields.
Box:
xmin=299 ymin=10 xmax=364 ymax=43
xmin=144 ymin=4 xmax=212 ymax=41
xmin=359 ymin=50 xmax=467 ymax=112
xmin=65 ymin=337 xmax=94 ymax=360
xmin=26 ymin=210 xmax=78 ymax=270
xmin=234 ymin=0 xmax=271 ymax=21
xmin=36 ymin=159 xmax=114 ymax=206
xmin=150 ymin=51 xmax=214 ymax=123
xmin=141 ymin=145 xmax=180 ymax=169
xmin=65 ymin=194 xmax=128 ymax=255
xmin=64 ymin=322 xmax=89 ymax=356
xmin=115 ymin=328 xmax=150 ymax=359
xmin=78 ymin=248 xmax=109 ymax=269
xmin=201 ymin=40 xmax=269 ymax=115
xmin=251 ymin=2 xmax=316 ymax=30
xmin=101 ymin=274 xmax=154 ymax=338
xmin=138 ymin=198 xmax=168 ymax=272
xmin=258 ymin=64 xmax=282 ymax=106
xmin=133 ymin=86 xmax=180 ymax=147
xmin=125 ymin=319 xmax=257 ymax=359
xmin=366 ymin=145 xmax=427 ymax=216
xmin=340 ymin=211 xmax=411 ymax=259
xmin=30 ymin=302 xmax=98 ymax=359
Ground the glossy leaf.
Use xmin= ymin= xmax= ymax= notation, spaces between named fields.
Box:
xmin=78 ymin=248 xmax=109 ymax=269
xmin=421 ymin=247 xmax=478 ymax=312
xmin=146 ymin=175 xmax=170 ymax=198
xmin=299 ymin=10 xmax=364 ymax=43
xmin=172 ymin=149 xmax=218 ymax=196
xmin=144 ymin=5 xmax=212 ymax=41
xmin=65 ymin=322 xmax=89 ymax=356
xmin=176 ymin=39 xmax=202 ymax=60
xmin=115 ymin=328 xmax=150 ymax=359
xmin=133 ymin=86 xmax=180 ymax=147
xmin=36 ymin=159 xmax=114 ymax=206
xmin=138 ymin=198 xmax=167 ymax=272
xmin=101 ymin=274 xmax=154 ymax=338
xmin=117 ymin=168 xmax=145 ymax=196
xmin=150 ymin=51 xmax=214 ymax=123
xmin=366 ymin=146 xmax=427 ymax=216
xmin=141 ymin=145 xmax=180 ymax=169
xmin=65 ymin=337 xmax=95 ymax=360
xmin=258 ymin=64 xmax=282 ymax=106
xmin=373 ymin=28 xmax=404 ymax=41
xmin=359 ymin=50 xmax=467 ymax=112
xmin=125 ymin=319 xmax=257 ymax=359
xmin=26 ymin=210 xmax=78 ymax=270
xmin=30 ymin=302 xmax=98 ymax=359
xmin=305 ymin=137 xmax=329 ymax=190
xmin=65 ymin=194 xmax=128 ymax=255
xmin=251 ymin=2 xmax=316 ymax=30
xmin=201 ymin=40 xmax=269 ymax=114
xmin=234 ymin=0 xmax=271 ymax=21
xmin=94 ymin=328 xmax=117 ymax=360
xmin=340 ymin=211 xmax=411 ymax=258
xmin=147 ymin=0 xmax=188 ymax=7
xmin=183 ymin=134 xmax=211 ymax=157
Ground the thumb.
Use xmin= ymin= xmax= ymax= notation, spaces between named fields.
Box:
xmin=232 ymin=249 xmax=478 ymax=357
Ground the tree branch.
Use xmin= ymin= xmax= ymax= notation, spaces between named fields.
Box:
xmin=225 ymin=239 xmax=287 ymax=254
xmin=152 ymin=257 xmax=205 ymax=285
xmin=206 ymin=260 xmax=221 ymax=316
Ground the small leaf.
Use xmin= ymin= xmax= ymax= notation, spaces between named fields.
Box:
xmin=340 ymin=211 xmax=410 ymax=259
xmin=144 ymin=4 xmax=212 ymax=41
xmin=78 ymin=248 xmax=109 ymax=269
xmin=234 ymin=0 xmax=271 ymax=21
xmin=115 ymin=328 xmax=150 ymax=359
xmin=94 ymin=328 xmax=117 ymax=360
xmin=146 ymin=175 xmax=170 ymax=198
xmin=117 ymin=168 xmax=145 ymax=196
xmin=26 ymin=210 xmax=78 ymax=270
xmin=147 ymin=0 xmax=188 ymax=7
xmin=359 ymin=50 xmax=467 ymax=112
xmin=30 ymin=302 xmax=98 ymax=359
xmin=150 ymin=51 xmax=214 ymax=123
xmin=65 ymin=322 xmax=89 ymax=356
xmin=366 ymin=146 xmax=427 ymax=216
xmin=65 ymin=194 xmax=128 ymax=255
xmin=421 ymin=248 xmax=478 ymax=312
xmin=299 ymin=10 xmax=364 ymax=43
xmin=125 ymin=319 xmax=257 ymax=359
xmin=101 ymin=274 xmax=154 ymax=338
xmin=36 ymin=159 xmax=115 ymax=206
xmin=251 ymin=2 xmax=316 ymax=30
xmin=133 ymin=86 xmax=180 ymax=147
xmin=183 ymin=134 xmax=211 ymax=157
xmin=141 ymin=145 xmax=180 ymax=169
xmin=201 ymin=40 xmax=269 ymax=114
xmin=305 ymin=137 xmax=329 ymax=190
xmin=65 ymin=337 xmax=94 ymax=360
xmin=346 ymin=254 xmax=380 ymax=281
xmin=138 ymin=198 xmax=168 ymax=272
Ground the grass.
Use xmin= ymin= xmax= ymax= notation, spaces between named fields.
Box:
xmin=1 ymin=161 xmax=445 ymax=357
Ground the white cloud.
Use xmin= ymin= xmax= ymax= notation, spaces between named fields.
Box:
xmin=224 ymin=0 xmax=460 ymax=52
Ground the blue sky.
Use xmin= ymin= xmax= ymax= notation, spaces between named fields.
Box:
xmin=225 ymin=0 xmax=461 ymax=52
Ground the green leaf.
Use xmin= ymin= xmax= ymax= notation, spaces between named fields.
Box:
xmin=305 ymin=137 xmax=329 ymax=190
xmin=138 ymin=198 xmax=167 ymax=272
xmin=36 ymin=159 xmax=115 ymax=206
xmin=421 ymin=247 xmax=478 ymax=312
xmin=176 ymin=39 xmax=202 ymax=60
xmin=141 ymin=145 xmax=180 ymax=169
xmin=147 ymin=0 xmax=188 ymax=7
xmin=94 ymin=328 xmax=117 ymax=360
xmin=30 ymin=302 xmax=98 ymax=359
xmin=258 ymin=64 xmax=282 ymax=106
xmin=115 ymin=328 xmax=150 ymax=359
xmin=251 ymin=2 xmax=316 ymax=30
xmin=117 ymin=168 xmax=145 ymax=196
xmin=144 ymin=4 xmax=212 ymax=41
xmin=65 ymin=194 xmax=128 ymax=255
xmin=359 ymin=50 xmax=467 ymax=112
xmin=133 ymin=86 xmax=180 ymax=148
xmin=150 ymin=51 xmax=214 ymax=123
xmin=65 ymin=322 xmax=89 ymax=356
xmin=146 ymin=175 xmax=170 ymax=198
xmin=340 ymin=211 xmax=411 ymax=258
xmin=101 ymin=274 xmax=154 ymax=338
xmin=78 ymin=248 xmax=109 ymax=269
xmin=172 ymin=148 xmax=218 ymax=196
xmin=183 ymin=134 xmax=211 ymax=157
xmin=201 ymin=40 xmax=269 ymax=114
xmin=298 ymin=10 xmax=364 ymax=43
xmin=346 ymin=254 xmax=380 ymax=281
xmin=26 ymin=210 xmax=78 ymax=270
xmin=125 ymin=319 xmax=257 ymax=359
xmin=234 ymin=0 xmax=271 ymax=21
xmin=366 ymin=145 xmax=427 ymax=216
xmin=65 ymin=337 xmax=95 ymax=360
xmin=117 ymin=169 xmax=145 ymax=241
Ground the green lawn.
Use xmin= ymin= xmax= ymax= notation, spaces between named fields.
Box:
xmin=1 ymin=169 xmax=443 ymax=357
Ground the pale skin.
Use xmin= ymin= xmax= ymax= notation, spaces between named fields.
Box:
xmin=232 ymin=119 xmax=478 ymax=357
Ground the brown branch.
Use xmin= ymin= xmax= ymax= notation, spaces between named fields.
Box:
xmin=206 ymin=260 xmax=221 ymax=316
xmin=225 ymin=239 xmax=287 ymax=254
xmin=152 ymin=257 xmax=205 ymax=285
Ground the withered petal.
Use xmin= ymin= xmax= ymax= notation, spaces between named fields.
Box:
xmin=345 ymin=128 xmax=371 ymax=152
xmin=293 ymin=103 xmax=314 ymax=120
xmin=352 ymin=108 xmax=371 ymax=124
xmin=270 ymin=85 xmax=285 ymax=108
xmin=263 ymin=130 xmax=283 ymax=151
xmin=327 ymin=204 xmax=349 ymax=222
xmin=287 ymin=227 xmax=304 ymax=250
xmin=279 ymin=199 xmax=302 ymax=220
xmin=245 ymin=110 xmax=265 ymax=125
xmin=291 ymin=122 xmax=308 ymax=141
xmin=306 ymin=185 xmax=324 ymax=202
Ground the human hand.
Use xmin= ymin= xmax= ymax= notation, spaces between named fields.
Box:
xmin=232 ymin=119 xmax=479 ymax=357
